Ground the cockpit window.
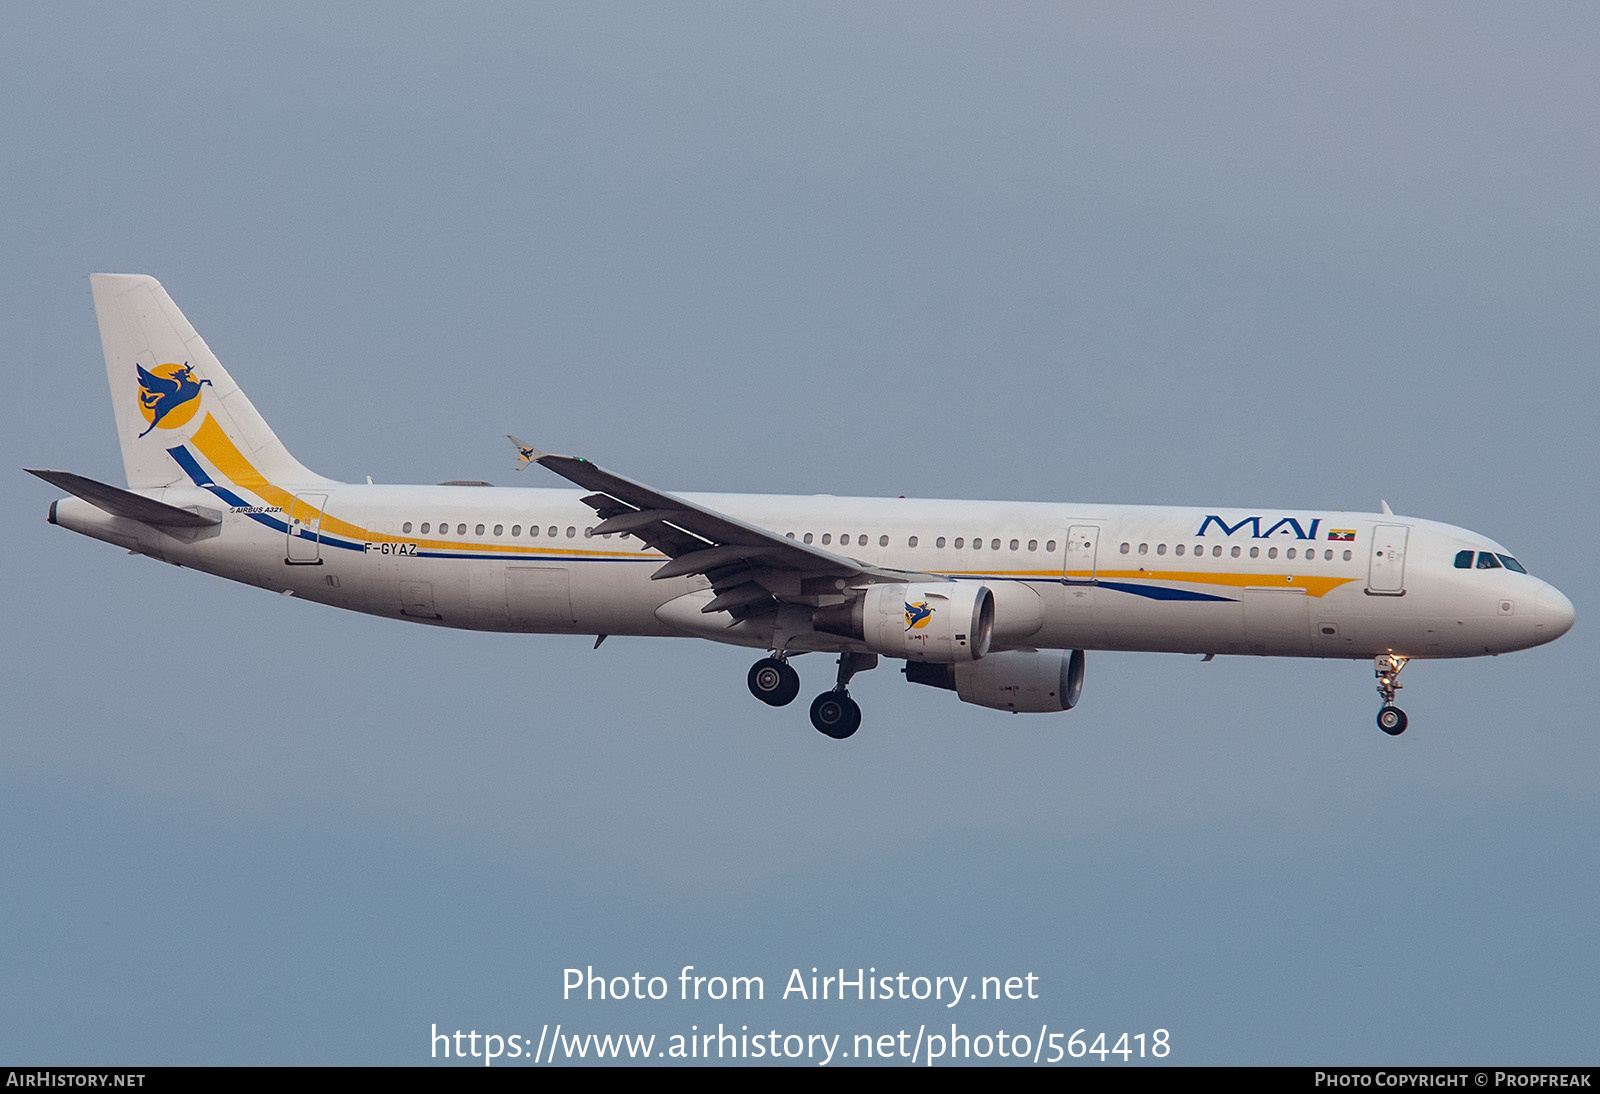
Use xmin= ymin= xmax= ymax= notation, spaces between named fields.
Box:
xmin=1458 ymin=549 xmax=1530 ymax=574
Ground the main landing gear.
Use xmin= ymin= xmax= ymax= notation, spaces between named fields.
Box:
xmin=747 ymin=656 xmax=801 ymax=707
xmin=809 ymin=691 xmax=861 ymax=740
xmin=747 ymin=651 xmax=876 ymax=739
xmin=1375 ymin=654 xmax=1409 ymax=736
xmin=809 ymin=651 xmax=876 ymax=740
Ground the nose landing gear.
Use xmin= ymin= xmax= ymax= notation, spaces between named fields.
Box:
xmin=1375 ymin=654 xmax=1409 ymax=735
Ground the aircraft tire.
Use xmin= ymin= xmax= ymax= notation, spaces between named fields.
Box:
xmin=748 ymin=658 xmax=801 ymax=707
xmin=1377 ymin=705 xmax=1408 ymax=736
xmin=810 ymin=692 xmax=861 ymax=739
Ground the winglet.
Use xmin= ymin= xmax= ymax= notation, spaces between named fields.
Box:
xmin=508 ymin=435 xmax=544 ymax=470
xmin=1381 ymin=499 xmax=1394 ymax=516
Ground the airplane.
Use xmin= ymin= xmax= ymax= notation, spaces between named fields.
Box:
xmin=29 ymin=274 xmax=1575 ymax=740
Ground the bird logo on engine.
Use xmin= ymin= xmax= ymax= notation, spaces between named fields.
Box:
xmin=905 ymin=601 xmax=934 ymax=631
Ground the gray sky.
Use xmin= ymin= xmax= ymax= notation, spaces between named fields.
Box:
xmin=4 ymin=2 xmax=1596 ymax=1064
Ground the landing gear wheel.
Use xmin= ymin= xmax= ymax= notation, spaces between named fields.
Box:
xmin=747 ymin=657 xmax=800 ymax=707
xmin=1373 ymin=655 xmax=1411 ymax=736
xmin=1377 ymin=705 xmax=1408 ymax=736
xmin=809 ymin=691 xmax=861 ymax=739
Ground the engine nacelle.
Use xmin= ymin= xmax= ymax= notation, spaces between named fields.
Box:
xmin=905 ymin=648 xmax=1086 ymax=713
xmin=814 ymin=582 xmax=994 ymax=663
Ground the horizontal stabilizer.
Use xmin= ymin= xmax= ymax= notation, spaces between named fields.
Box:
xmin=26 ymin=469 xmax=222 ymax=528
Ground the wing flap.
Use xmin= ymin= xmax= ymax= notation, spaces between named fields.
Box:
xmin=651 ymin=543 xmax=791 ymax=581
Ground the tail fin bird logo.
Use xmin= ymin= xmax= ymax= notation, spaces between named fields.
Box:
xmin=136 ymin=363 xmax=211 ymax=437
xmin=905 ymin=601 xmax=934 ymax=631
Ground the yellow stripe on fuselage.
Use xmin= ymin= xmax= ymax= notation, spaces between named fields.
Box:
xmin=186 ymin=416 xmax=1365 ymax=588
xmin=942 ymin=568 xmax=1356 ymax=598
xmin=187 ymin=414 xmax=646 ymax=559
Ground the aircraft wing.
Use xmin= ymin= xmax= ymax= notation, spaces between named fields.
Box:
xmin=527 ymin=448 xmax=923 ymax=618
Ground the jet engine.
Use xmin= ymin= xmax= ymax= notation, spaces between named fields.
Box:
xmin=904 ymin=648 xmax=1086 ymax=713
xmin=814 ymin=582 xmax=994 ymax=663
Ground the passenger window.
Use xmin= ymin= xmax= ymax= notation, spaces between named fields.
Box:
xmin=547 ymin=526 xmax=557 ymax=538
xmin=584 ymin=527 xmax=593 ymax=538
xmin=908 ymin=536 xmax=918 ymax=548
xmin=1476 ymin=552 xmax=1501 ymax=569
xmin=1286 ymin=548 xmax=1296 ymax=560
xmin=1250 ymin=546 xmax=1259 ymax=559
xmin=1045 ymin=540 xmax=1056 ymax=553
xmin=1120 ymin=543 xmax=1131 ymax=554
xmin=1212 ymin=545 xmax=1221 ymax=557
xmin=803 ymin=533 xmax=813 ymax=544
xmin=936 ymin=537 xmax=946 ymax=548
xmin=1231 ymin=546 xmax=1241 ymax=558
xmin=1175 ymin=544 xmax=1185 ymax=556
xmin=512 ymin=525 xmax=521 ymax=537
xmin=821 ymin=534 xmax=831 ymax=545
xmin=1138 ymin=543 xmax=1149 ymax=555
xmin=1324 ymin=549 xmax=1332 ymax=561
xmin=1156 ymin=543 xmax=1167 ymax=556
xmin=955 ymin=538 xmax=964 ymax=549
xmin=529 ymin=525 xmax=539 ymax=537
xmin=494 ymin=524 xmax=504 ymax=537
xmin=991 ymin=539 xmax=1000 ymax=551
xmin=566 ymin=526 xmax=576 ymax=538
xmin=402 ymin=521 xmax=413 ymax=534
xmin=786 ymin=532 xmax=795 ymax=539
xmin=879 ymin=535 xmax=889 ymax=547
xmin=1010 ymin=539 xmax=1019 ymax=551
xmin=1028 ymin=539 xmax=1037 ymax=552
xmin=457 ymin=524 xmax=468 ymax=536
xmin=1343 ymin=550 xmax=1352 ymax=561
xmin=1268 ymin=547 xmax=1278 ymax=559
xmin=420 ymin=522 xmax=430 ymax=534
xmin=1455 ymin=550 xmax=1474 ymax=569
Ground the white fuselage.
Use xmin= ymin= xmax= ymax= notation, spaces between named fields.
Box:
xmin=51 ymin=483 xmax=1575 ymax=663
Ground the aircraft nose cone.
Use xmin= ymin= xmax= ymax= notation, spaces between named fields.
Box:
xmin=1535 ymin=584 xmax=1575 ymax=641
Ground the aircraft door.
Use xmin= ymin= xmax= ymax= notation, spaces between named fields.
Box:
xmin=401 ymin=581 xmax=440 ymax=620
xmin=286 ymin=493 xmax=327 ymax=564
xmin=1367 ymin=524 xmax=1410 ymax=595
xmin=1062 ymin=525 xmax=1100 ymax=584
xmin=507 ymin=566 xmax=577 ymax=629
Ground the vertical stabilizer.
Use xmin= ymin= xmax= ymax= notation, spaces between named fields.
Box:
xmin=90 ymin=273 xmax=333 ymax=490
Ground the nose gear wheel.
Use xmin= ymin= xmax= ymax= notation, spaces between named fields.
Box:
xmin=1374 ymin=655 xmax=1409 ymax=736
